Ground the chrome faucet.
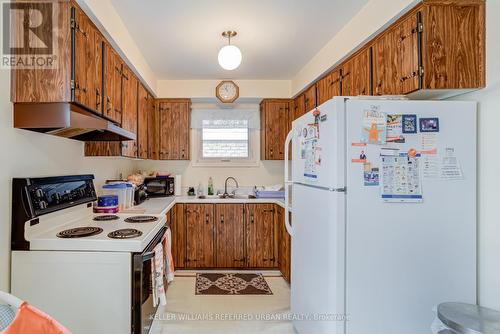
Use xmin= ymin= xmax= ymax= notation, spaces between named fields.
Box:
xmin=223 ymin=177 xmax=239 ymax=198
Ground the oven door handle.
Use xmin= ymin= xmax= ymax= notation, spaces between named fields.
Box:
xmin=142 ymin=251 xmax=155 ymax=262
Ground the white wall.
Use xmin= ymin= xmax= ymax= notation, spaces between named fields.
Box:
xmin=135 ymin=159 xmax=284 ymax=193
xmin=0 ymin=69 xmax=135 ymax=292
xmin=78 ymin=0 xmax=157 ymax=94
xmin=291 ymin=0 xmax=418 ymax=96
xmin=449 ymin=0 xmax=500 ymax=310
xmin=157 ymin=80 xmax=291 ymax=99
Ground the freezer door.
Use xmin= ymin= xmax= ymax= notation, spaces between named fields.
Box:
xmin=291 ymin=98 xmax=346 ymax=190
xmin=291 ymin=183 xmax=346 ymax=334
xmin=344 ymin=100 xmax=477 ymax=334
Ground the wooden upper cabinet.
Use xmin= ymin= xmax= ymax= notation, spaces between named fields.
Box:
xmin=372 ymin=26 xmax=400 ymax=96
xmin=185 ymin=204 xmax=215 ymax=268
xmin=158 ymin=99 xmax=191 ymax=160
xmin=91 ymin=31 xmax=104 ymax=114
xmin=72 ymin=6 xmax=93 ymax=109
xmin=137 ymin=84 xmax=149 ymax=159
xmin=341 ymin=48 xmax=371 ymax=96
xmin=246 ymin=204 xmax=276 ymax=268
xmin=421 ymin=1 xmax=485 ymax=90
xmin=260 ymin=99 xmax=291 ymax=160
xmin=215 ymin=204 xmax=246 ymax=268
xmin=120 ymin=66 xmax=138 ymax=158
xmin=292 ymin=94 xmax=305 ymax=121
xmin=303 ymin=85 xmax=317 ymax=112
xmin=397 ymin=13 xmax=421 ymax=94
xmin=147 ymin=94 xmax=160 ymax=160
xmin=102 ymin=41 xmax=124 ymax=124
xmin=316 ymin=69 xmax=341 ymax=105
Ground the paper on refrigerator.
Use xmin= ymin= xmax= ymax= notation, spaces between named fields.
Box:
xmin=380 ymin=148 xmax=423 ymax=203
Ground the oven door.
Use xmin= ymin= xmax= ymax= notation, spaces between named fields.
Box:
xmin=132 ymin=226 xmax=167 ymax=334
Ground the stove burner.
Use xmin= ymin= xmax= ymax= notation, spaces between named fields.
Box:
xmin=57 ymin=227 xmax=103 ymax=238
xmin=124 ymin=215 xmax=158 ymax=223
xmin=93 ymin=215 xmax=119 ymax=221
xmin=108 ymin=228 xmax=143 ymax=239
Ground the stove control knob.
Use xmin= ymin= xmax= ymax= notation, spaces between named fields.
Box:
xmin=35 ymin=188 xmax=44 ymax=198
xmin=39 ymin=200 xmax=48 ymax=210
xmin=52 ymin=193 xmax=61 ymax=203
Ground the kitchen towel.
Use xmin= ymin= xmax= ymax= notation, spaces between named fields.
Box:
xmin=151 ymin=244 xmax=167 ymax=307
xmin=1 ymin=302 xmax=72 ymax=334
xmin=161 ymin=229 xmax=175 ymax=283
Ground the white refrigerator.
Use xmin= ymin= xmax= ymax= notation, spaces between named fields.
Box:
xmin=283 ymin=97 xmax=476 ymax=334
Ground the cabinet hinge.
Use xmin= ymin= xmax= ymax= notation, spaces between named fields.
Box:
xmin=70 ymin=18 xmax=76 ymax=30
xmin=418 ymin=66 xmax=424 ymax=77
xmin=70 ymin=79 xmax=75 ymax=90
xmin=417 ymin=22 xmax=423 ymax=33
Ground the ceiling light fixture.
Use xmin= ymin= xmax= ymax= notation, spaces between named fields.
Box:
xmin=218 ymin=31 xmax=242 ymax=71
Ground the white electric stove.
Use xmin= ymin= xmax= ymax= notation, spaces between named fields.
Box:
xmin=10 ymin=175 xmax=167 ymax=334
xmin=26 ymin=203 xmax=166 ymax=252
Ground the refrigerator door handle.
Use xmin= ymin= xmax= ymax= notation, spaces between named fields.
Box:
xmin=284 ymin=130 xmax=294 ymax=237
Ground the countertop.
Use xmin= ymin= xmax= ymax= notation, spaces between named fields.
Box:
xmin=133 ymin=196 xmax=286 ymax=216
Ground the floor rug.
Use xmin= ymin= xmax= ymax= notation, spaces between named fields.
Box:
xmin=195 ymin=273 xmax=273 ymax=295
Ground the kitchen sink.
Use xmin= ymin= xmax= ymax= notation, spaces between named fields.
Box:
xmin=197 ymin=194 xmax=256 ymax=200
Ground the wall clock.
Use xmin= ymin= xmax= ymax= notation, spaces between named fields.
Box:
xmin=216 ymin=80 xmax=239 ymax=103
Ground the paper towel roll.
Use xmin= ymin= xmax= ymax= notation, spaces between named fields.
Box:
xmin=174 ymin=175 xmax=182 ymax=196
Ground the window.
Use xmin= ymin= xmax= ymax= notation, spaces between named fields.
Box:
xmin=191 ymin=106 xmax=260 ymax=167
xmin=202 ymin=120 xmax=249 ymax=158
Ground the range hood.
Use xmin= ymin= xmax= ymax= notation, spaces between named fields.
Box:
xmin=13 ymin=103 xmax=136 ymax=141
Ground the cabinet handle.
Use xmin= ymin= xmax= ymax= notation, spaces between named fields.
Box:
xmin=95 ymin=89 xmax=101 ymax=110
xmin=106 ymin=97 xmax=111 ymax=112
xmin=220 ymin=215 xmax=224 ymax=224
xmin=400 ymin=71 xmax=418 ymax=82
xmin=250 ymin=214 xmax=254 ymax=224
xmin=205 ymin=214 xmax=210 ymax=224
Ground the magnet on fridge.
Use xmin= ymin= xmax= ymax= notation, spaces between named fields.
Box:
xmin=402 ymin=114 xmax=417 ymax=134
xmin=419 ymin=117 xmax=439 ymax=132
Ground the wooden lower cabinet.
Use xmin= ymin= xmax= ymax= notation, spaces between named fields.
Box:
xmin=215 ymin=204 xmax=246 ymax=268
xmin=245 ymin=204 xmax=276 ymax=268
xmin=276 ymin=207 xmax=291 ymax=283
xmin=170 ymin=204 xmax=186 ymax=269
xmin=185 ymin=204 xmax=215 ymax=268
xmin=170 ymin=203 xmax=283 ymax=270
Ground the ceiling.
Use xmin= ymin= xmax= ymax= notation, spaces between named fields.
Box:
xmin=111 ymin=0 xmax=369 ymax=80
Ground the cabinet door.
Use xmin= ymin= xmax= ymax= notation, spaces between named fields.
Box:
xmin=120 ymin=66 xmax=138 ymax=157
xmin=372 ymin=27 xmax=400 ymax=96
xmin=215 ymin=204 xmax=245 ymax=268
xmin=341 ymin=48 xmax=371 ymax=96
xmin=148 ymin=95 xmax=159 ymax=160
xmin=103 ymin=43 xmax=122 ymax=123
xmin=185 ymin=204 xmax=215 ymax=268
xmin=293 ymin=94 xmax=305 ymax=120
xmin=159 ymin=100 xmax=191 ymax=160
xmin=397 ymin=13 xmax=420 ymax=94
xmin=72 ymin=6 xmax=92 ymax=109
xmin=170 ymin=204 xmax=186 ymax=269
xmin=277 ymin=207 xmax=291 ymax=283
xmin=90 ymin=31 xmax=104 ymax=114
xmin=316 ymin=69 xmax=341 ymax=105
xmin=246 ymin=204 xmax=276 ymax=268
xmin=303 ymin=85 xmax=317 ymax=112
xmin=159 ymin=102 xmax=174 ymax=160
xmin=262 ymin=100 xmax=288 ymax=160
xmin=137 ymin=84 xmax=149 ymax=159
xmin=178 ymin=101 xmax=190 ymax=160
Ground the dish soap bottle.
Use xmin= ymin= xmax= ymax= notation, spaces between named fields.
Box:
xmin=208 ymin=177 xmax=214 ymax=196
